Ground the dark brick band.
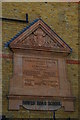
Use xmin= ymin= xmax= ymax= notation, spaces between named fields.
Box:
xmin=1 ymin=54 xmax=80 ymax=64
xmin=2 ymin=54 xmax=12 ymax=59
xmin=66 ymin=60 xmax=80 ymax=64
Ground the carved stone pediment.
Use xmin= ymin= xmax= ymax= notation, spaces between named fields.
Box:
xmin=8 ymin=19 xmax=75 ymax=112
xmin=11 ymin=28 xmax=63 ymax=49
xmin=9 ymin=19 xmax=71 ymax=55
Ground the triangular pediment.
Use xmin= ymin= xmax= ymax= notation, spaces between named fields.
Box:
xmin=9 ymin=19 xmax=72 ymax=54
xmin=12 ymin=28 xmax=64 ymax=49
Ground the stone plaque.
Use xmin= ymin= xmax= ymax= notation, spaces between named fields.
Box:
xmin=8 ymin=19 xmax=75 ymax=111
xmin=23 ymin=57 xmax=59 ymax=88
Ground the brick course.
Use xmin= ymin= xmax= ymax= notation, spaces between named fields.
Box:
xmin=1 ymin=53 xmax=80 ymax=64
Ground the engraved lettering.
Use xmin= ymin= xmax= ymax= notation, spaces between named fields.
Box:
xmin=23 ymin=57 xmax=59 ymax=87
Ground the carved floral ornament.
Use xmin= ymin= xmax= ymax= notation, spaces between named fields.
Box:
xmin=20 ymin=28 xmax=62 ymax=48
xmin=7 ymin=19 xmax=75 ymax=112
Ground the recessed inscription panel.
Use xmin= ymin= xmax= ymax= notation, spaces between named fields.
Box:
xmin=23 ymin=57 xmax=59 ymax=88
xmin=22 ymin=100 xmax=61 ymax=111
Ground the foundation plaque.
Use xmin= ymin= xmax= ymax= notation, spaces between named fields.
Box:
xmin=23 ymin=57 xmax=59 ymax=88
xmin=8 ymin=19 xmax=75 ymax=111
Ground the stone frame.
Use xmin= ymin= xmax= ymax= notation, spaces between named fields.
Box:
xmin=8 ymin=19 xmax=75 ymax=111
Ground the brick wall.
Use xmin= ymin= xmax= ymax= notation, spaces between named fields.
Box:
xmin=2 ymin=2 xmax=79 ymax=119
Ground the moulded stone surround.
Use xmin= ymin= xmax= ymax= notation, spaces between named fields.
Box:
xmin=8 ymin=19 xmax=75 ymax=112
